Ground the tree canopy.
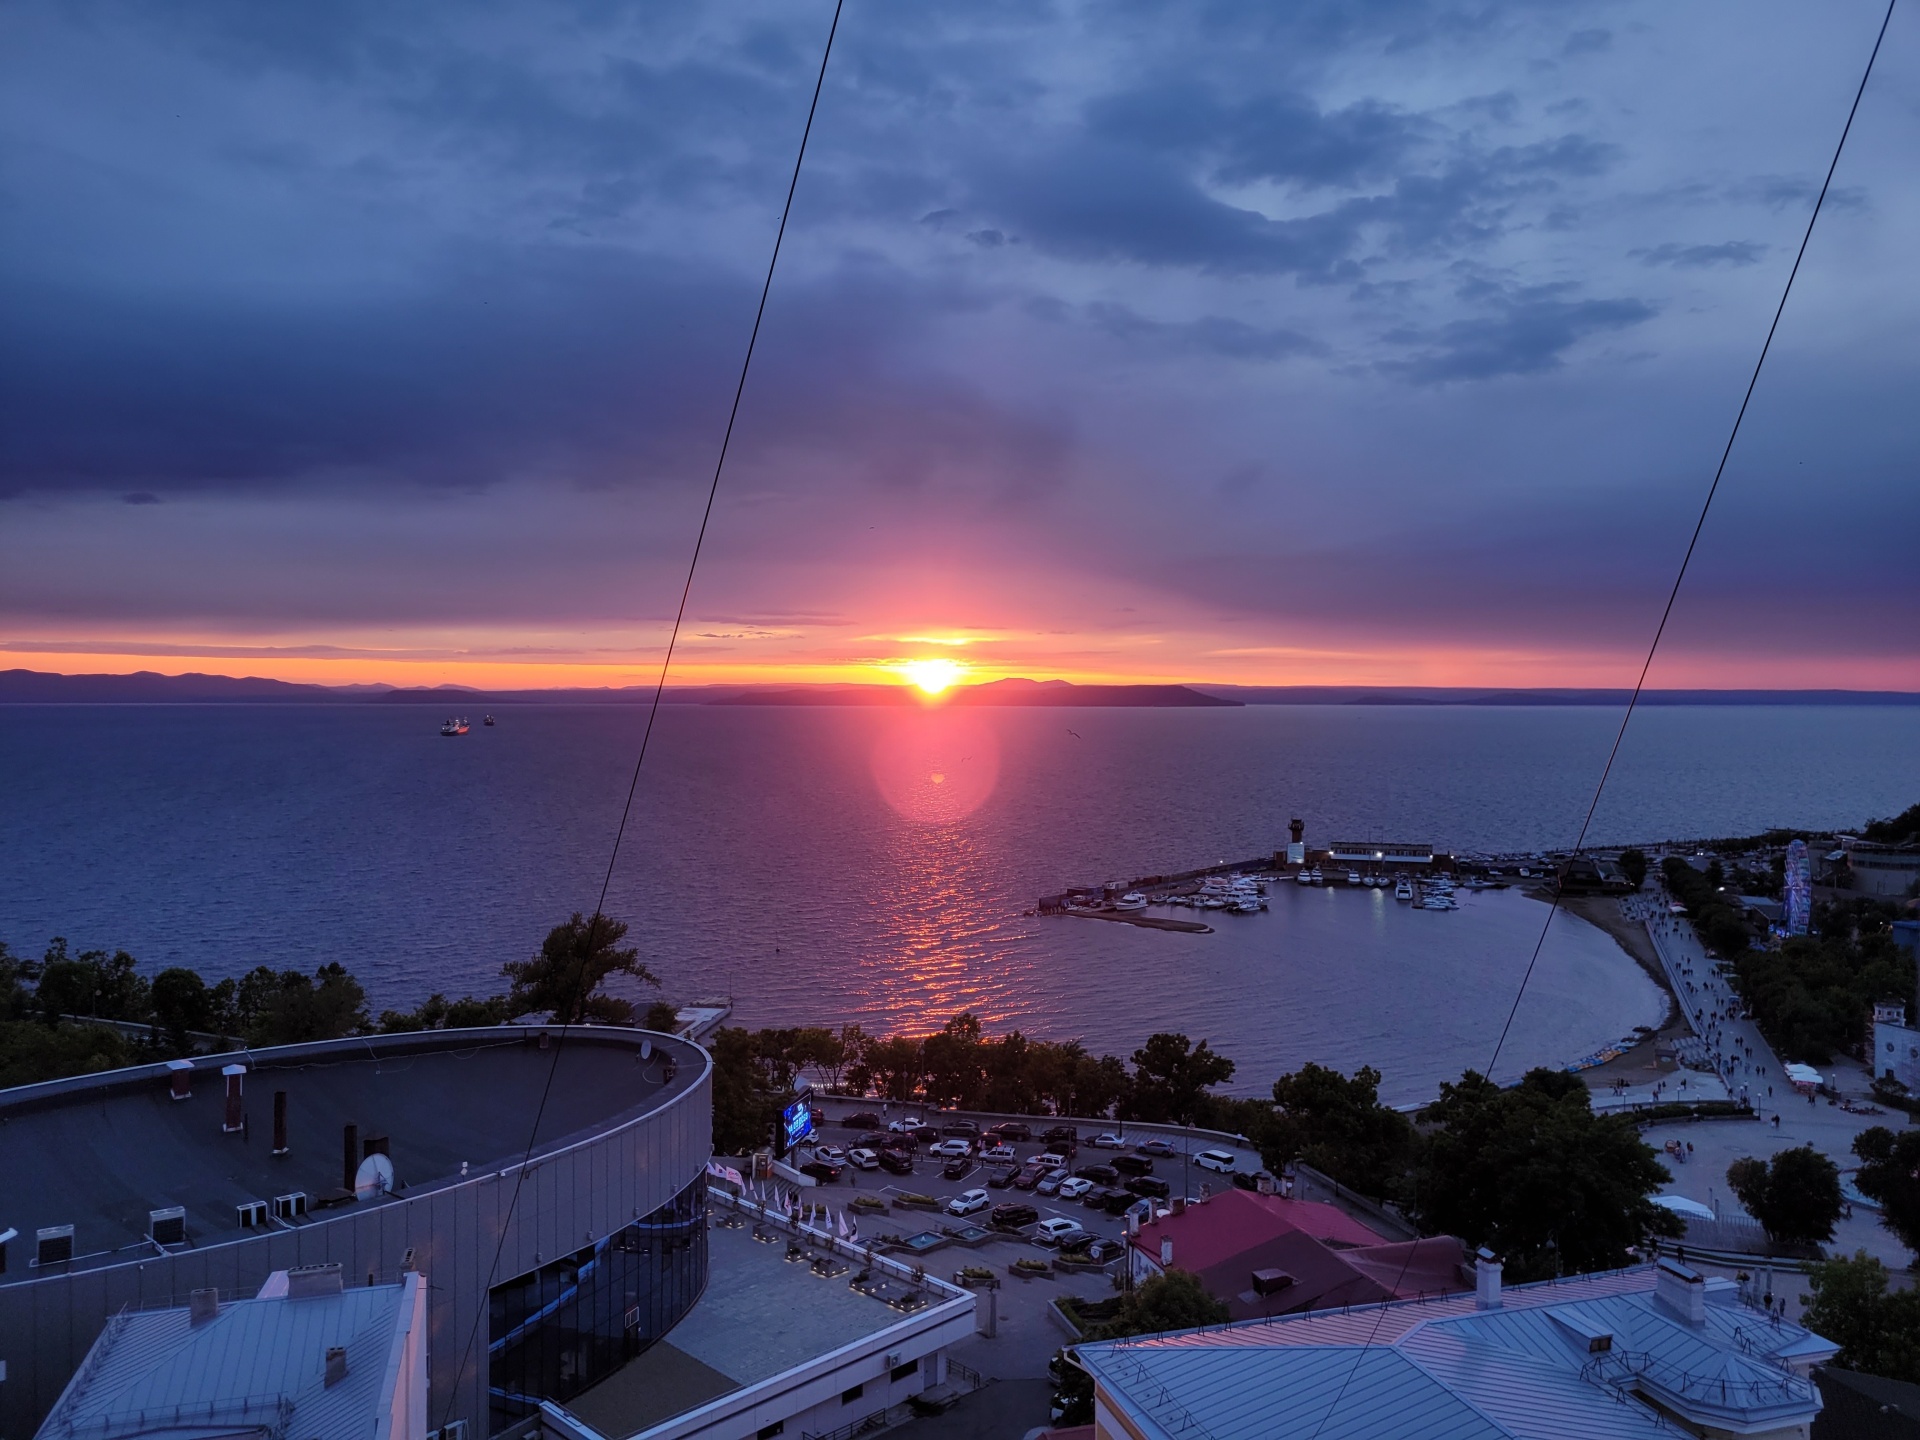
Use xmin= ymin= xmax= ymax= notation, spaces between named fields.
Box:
xmin=1263 ymin=1062 xmax=1414 ymax=1199
xmin=501 ymin=911 xmax=659 ymax=1024
xmin=1853 ymin=1126 xmax=1920 ymax=1257
xmin=1725 ymin=1145 xmax=1844 ymax=1246
xmin=1124 ymin=1032 xmax=1236 ymax=1125
xmin=1409 ymin=1068 xmax=1679 ymax=1281
xmin=1802 ymin=1251 xmax=1920 ymax=1383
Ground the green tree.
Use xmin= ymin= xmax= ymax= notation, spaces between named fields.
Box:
xmin=150 ymin=967 xmax=214 ymax=1050
xmin=0 ymin=940 xmax=42 ymax=1022
xmin=709 ymin=1027 xmax=785 ymax=1156
xmin=1125 ymin=1033 xmax=1235 ymax=1125
xmin=863 ymin=1035 xmax=925 ymax=1102
xmin=1618 ymin=849 xmax=1649 ymax=890
xmin=36 ymin=941 xmax=149 ymax=1025
xmin=376 ymin=992 xmax=512 ymax=1033
xmin=1802 ymin=1251 xmax=1920 ymax=1382
xmin=502 ymin=912 xmax=658 ymax=1025
xmin=642 ymin=999 xmax=681 ymax=1032
xmin=922 ymin=1012 xmax=986 ymax=1107
xmin=1265 ymin=1062 xmax=1415 ymax=1199
xmin=1725 ymin=1146 xmax=1844 ymax=1246
xmin=0 ymin=1021 xmax=134 ymax=1088
xmin=1854 ymin=1126 xmax=1920 ymax=1256
xmin=244 ymin=962 xmax=371 ymax=1047
xmin=1409 ymin=1068 xmax=1679 ymax=1280
xmin=1053 ymin=1270 xmax=1230 ymax=1424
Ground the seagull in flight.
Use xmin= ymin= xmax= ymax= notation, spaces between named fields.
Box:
xmin=1067 ymin=728 xmax=1082 ymax=740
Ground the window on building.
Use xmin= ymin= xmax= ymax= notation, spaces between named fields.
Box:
xmin=891 ymin=1360 xmax=919 ymax=1383
xmin=841 ymin=1383 xmax=864 ymax=1404
xmin=756 ymin=1424 xmax=784 ymax=1439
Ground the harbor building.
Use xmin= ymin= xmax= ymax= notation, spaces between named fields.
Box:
xmin=1328 ymin=841 xmax=1433 ymax=867
xmin=0 ymin=1026 xmax=712 ymax=1438
xmin=1073 ymin=1256 xmax=1837 ymax=1439
xmin=1840 ymin=838 xmax=1920 ymax=898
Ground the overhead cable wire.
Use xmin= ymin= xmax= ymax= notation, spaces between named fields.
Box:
xmin=1309 ymin=7 xmax=1895 ymax=1437
xmin=436 ymin=0 xmax=845 ymax=1424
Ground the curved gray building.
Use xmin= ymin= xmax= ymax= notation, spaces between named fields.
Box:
xmin=0 ymin=1025 xmax=712 ymax=1438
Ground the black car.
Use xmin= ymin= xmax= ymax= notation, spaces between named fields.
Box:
xmin=1073 ymin=1163 xmax=1119 ymax=1186
xmin=1077 ymin=1237 xmax=1126 ymax=1262
xmin=800 ymin=1160 xmax=843 ymax=1183
xmin=1043 ymin=1124 xmax=1079 ymax=1147
xmin=1125 ymin=1175 xmax=1170 ymax=1199
xmin=942 ymin=1156 xmax=972 ymax=1180
xmin=941 ymin=1120 xmax=981 ymax=1139
xmin=1100 ymin=1189 xmax=1136 ymax=1215
xmin=854 ymin=1131 xmax=891 ymax=1150
xmin=877 ymin=1149 xmax=915 ymax=1176
xmin=1080 ymin=1185 xmax=1119 ymax=1209
xmin=989 ymin=1122 xmax=1032 ymax=1142
xmin=1113 ymin=1154 xmax=1154 ymax=1177
xmin=990 ymin=1201 xmax=1039 ymax=1229
xmin=1232 ymin=1169 xmax=1275 ymax=1192
xmin=844 ymin=1112 xmax=881 ymax=1130
xmin=986 ymin=1167 xmax=1017 ymax=1189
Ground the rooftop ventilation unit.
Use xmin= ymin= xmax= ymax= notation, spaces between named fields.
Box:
xmin=287 ymin=1262 xmax=343 ymax=1299
xmin=324 ymin=1345 xmax=348 ymax=1386
xmin=236 ymin=1200 xmax=269 ymax=1229
xmin=271 ymin=1191 xmax=308 ymax=1221
xmin=36 ymin=1225 xmax=75 ymax=1267
xmin=190 ymin=1288 xmax=220 ymax=1326
xmin=148 ymin=1206 xmax=187 ymax=1247
xmin=1250 ymin=1268 xmax=1296 ymax=1297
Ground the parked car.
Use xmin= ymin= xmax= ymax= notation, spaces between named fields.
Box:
xmin=877 ymin=1149 xmax=915 ymax=1176
xmin=1135 ymin=1138 xmax=1177 ymax=1158
xmin=1042 ymin=1125 xmax=1079 ymax=1149
xmin=986 ymin=1167 xmax=1017 ymax=1189
xmin=1077 ymin=1237 xmax=1126 ymax=1262
xmin=1195 ymin=1149 xmax=1238 ymax=1174
xmin=844 ymin=1112 xmax=880 ymax=1130
xmin=1030 ymin=1152 xmax=1069 ymax=1172
xmin=1035 ymin=1168 xmax=1070 ymax=1196
xmin=989 ymin=1122 xmax=1032 ymax=1142
xmin=1033 ymin=1217 xmax=1087 ymax=1247
xmin=930 ymin=1139 xmax=972 ymax=1159
xmin=1012 ymin=1164 xmax=1045 ymax=1191
xmin=1125 ymin=1175 xmax=1170 ymax=1199
xmin=880 ymin=1133 xmax=917 ymax=1154
xmin=847 ymin=1148 xmax=879 ymax=1170
xmin=1112 ymin=1154 xmax=1154 ymax=1177
xmin=916 ymin=1128 xmax=944 ymax=1147
xmin=981 ymin=1143 xmax=1018 ymax=1165
xmin=1079 ymin=1184 xmax=1118 ymax=1209
xmin=1088 ymin=1132 xmax=1127 ymax=1150
xmin=942 ymin=1156 xmax=972 ymax=1181
xmin=941 ymin=1120 xmax=982 ymax=1139
xmin=813 ymin=1145 xmax=848 ymax=1166
xmin=1100 ymin=1188 xmax=1136 ymax=1215
xmin=1073 ymin=1164 xmax=1119 ymax=1186
xmin=946 ymin=1188 xmax=990 ymax=1217
xmin=1232 ymin=1169 xmax=1276 ymax=1192
xmin=888 ymin=1117 xmax=928 ymax=1134
xmin=990 ymin=1202 xmax=1039 ymax=1229
xmin=799 ymin=1160 xmax=842 ymax=1183
xmin=1057 ymin=1177 xmax=1094 ymax=1200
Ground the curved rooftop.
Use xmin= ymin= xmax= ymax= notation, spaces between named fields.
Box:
xmin=0 ymin=1025 xmax=706 ymax=1283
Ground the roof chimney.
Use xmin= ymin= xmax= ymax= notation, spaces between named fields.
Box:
xmin=221 ymin=1064 xmax=247 ymax=1134
xmin=287 ymin=1262 xmax=344 ymax=1300
xmin=1171 ymin=1196 xmax=1187 ymax=1217
xmin=324 ymin=1345 xmax=348 ymax=1387
xmin=1160 ymin=1236 xmax=1173 ymax=1268
xmin=166 ymin=1058 xmax=194 ymax=1101
xmin=1655 ymin=1256 xmax=1706 ymax=1325
xmin=190 ymin=1288 xmax=220 ymax=1326
xmin=272 ymin=1090 xmax=289 ymax=1157
xmin=1474 ymin=1248 xmax=1503 ymax=1310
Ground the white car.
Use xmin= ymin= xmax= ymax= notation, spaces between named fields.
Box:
xmin=847 ymin=1148 xmax=879 ymax=1170
xmin=814 ymin=1145 xmax=848 ymax=1165
xmin=930 ymin=1139 xmax=972 ymax=1159
xmin=1035 ymin=1168 xmax=1070 ymax=1196
xmin=1056 ymin=1177 xmax=1094 ymax=1200
xmin=946 ymin=1188 xmax=990 ymax=1216
xmin=1033 ymin=1217 xmax=1087 ymax=1247
xmin=1194 ymin=1148 xmax=1238 ymax=1174
xmin=888 ymin=1118 xmax=927 ymax=1133
xmin=1089 ymin=1133 xmax=1127 ymax=1150
xmin=981 ymin=1143 xmax=1017 ymax=1165
xmin=1030 ymin=1152 xmax=1068 ymax=1171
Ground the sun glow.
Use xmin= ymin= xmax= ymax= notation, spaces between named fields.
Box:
xmin=900 ymin=657 xmax=967 ymax=695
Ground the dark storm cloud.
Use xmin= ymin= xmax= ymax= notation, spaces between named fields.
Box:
xmin=1082 ymin=303 xmax=1323 ymax=361
xmin=1632 ymin=241 xmax=1767 ymax=269
xmin=1379 ymin=283 xmax=1656 ymax=383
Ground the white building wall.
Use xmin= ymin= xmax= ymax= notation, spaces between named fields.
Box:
xmin=1874 ymin=1018 xmax=1920 ymax=1092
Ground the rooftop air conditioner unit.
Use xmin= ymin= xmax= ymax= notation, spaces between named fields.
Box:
xmin=237 ymin=1200 xmax=269 ymax=1228
xmin=148 ymin=1206 xmax=187 ymax=1246
xmin=271 ymin=1192 xmax=308 ymax=1221
xmin=36 ymin=1225 xmax=75 ymax=1267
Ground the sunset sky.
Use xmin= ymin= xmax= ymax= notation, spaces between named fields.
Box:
xmin=2 ymin=2 xmax=1915 ymax=691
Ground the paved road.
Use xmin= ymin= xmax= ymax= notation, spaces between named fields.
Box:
xmin=1639 ymin=897 xmax=1794 ymax=1116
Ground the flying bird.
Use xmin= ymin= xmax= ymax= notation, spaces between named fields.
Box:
xmin=1067 ymin=729 xmax=1082 ymax=740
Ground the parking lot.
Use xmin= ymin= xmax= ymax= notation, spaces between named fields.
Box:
xmin=784 ymin=1101 xmax=1267 ymax=1256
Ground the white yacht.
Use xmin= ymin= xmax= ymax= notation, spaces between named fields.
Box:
xmin=1295 ymin=868 xmax=1313 ymax=886
xmin=1309 ymin=868 xmax=1324 ymax=885
xmin=1345 ymin=870 xmax=1362 ymax=886
xmin=1114 ymin=892 xmax=1148 ymax=911
xmin=1394 ymin=877 xmax=1414 ymax=901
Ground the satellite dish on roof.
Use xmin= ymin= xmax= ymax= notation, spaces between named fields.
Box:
xmin=640 ymin=1039 xmax=653 ymax=1060
xmin=354 ymin=1153 xmax=395 ymax=1201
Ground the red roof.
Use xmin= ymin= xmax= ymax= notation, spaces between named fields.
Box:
xmin=1131 ymin=1189 xmax=1389 ymax=1272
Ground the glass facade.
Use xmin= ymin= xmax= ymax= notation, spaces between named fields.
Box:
xmin=489 ymin=1174 xmax=708 ymax=1428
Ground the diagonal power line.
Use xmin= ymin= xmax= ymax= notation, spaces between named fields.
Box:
xmin=1311 ymin=7 xmax=1897 ymax=1438
xmin=437 ymin=0 xmax=846 ymax=1425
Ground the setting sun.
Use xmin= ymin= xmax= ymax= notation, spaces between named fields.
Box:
xmin=900 ymin=657 xmax=967 ymax=695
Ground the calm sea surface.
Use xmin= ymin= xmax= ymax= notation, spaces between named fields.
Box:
xmin=3 ymin=703 xmax=1915 ymax=1100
